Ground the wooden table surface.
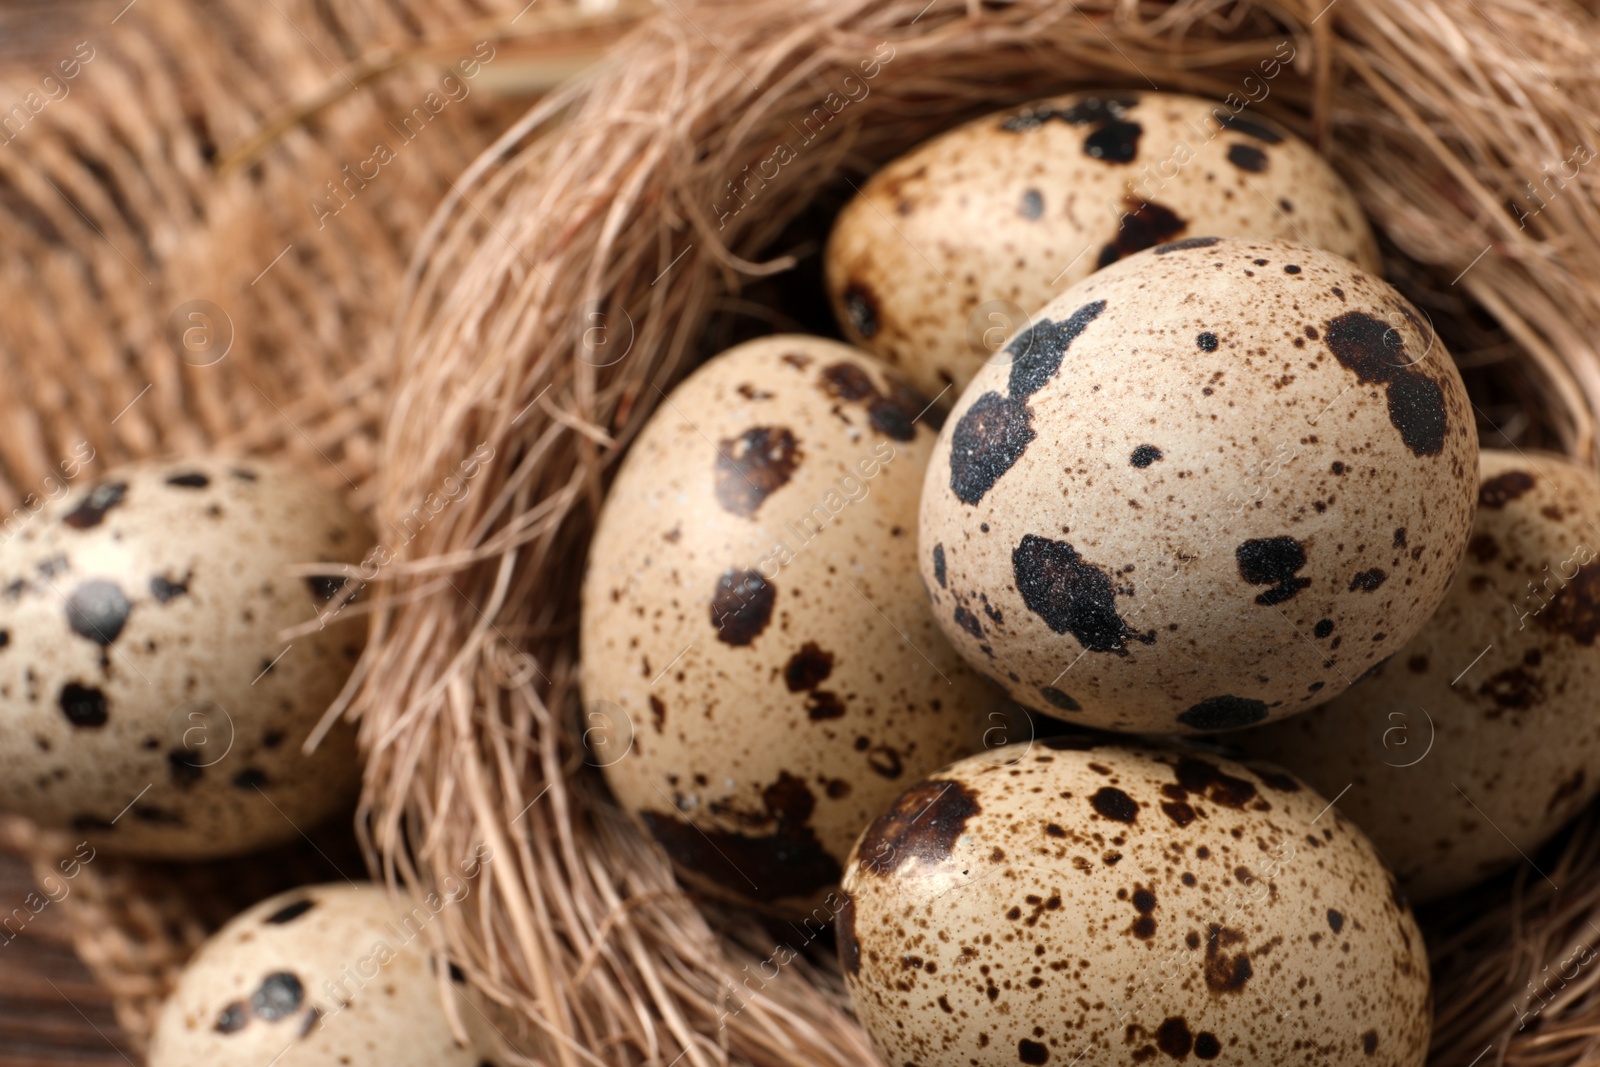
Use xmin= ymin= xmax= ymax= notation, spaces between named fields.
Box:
xmin=0 ymin=849 xmax=133 ymax=1066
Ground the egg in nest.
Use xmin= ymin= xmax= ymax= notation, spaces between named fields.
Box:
xmin=837 ymin=740 xmax=1431 ymax=1067
xmin=149 ymin=883 xmax=486 ymax=1066
xmin=582 ymin=336 xmax=997 ymax=913
xmin=918 ymin=236 xmax=1477 ymax=733
xmin=0 ymin=458 xmax=367 ymax=857
xmin=1233 ymin=450 xmax=1600 ymax=901
xmin=826 ymin=90 xmax=1380 ymax=397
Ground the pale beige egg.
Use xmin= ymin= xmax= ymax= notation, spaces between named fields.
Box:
xmin=149 ymin=883 xmax=484 ymax=1067
xmin=838 ymin=739 xmax=1431 ymax=1067
xmin=1232 ymin=449 xmax=1600 ymax=901
xmin=0 ymin=457 xmax=366 ymax=857
xmin=919 ymin=236 xmax=1477 ymax=734
xmin=826 ymin=90 xmax=1380 ymax=398
xmin=581 ymin=336 xmax=997 ymax=914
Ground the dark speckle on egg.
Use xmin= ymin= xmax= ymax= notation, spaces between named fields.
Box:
xmin=265 ymin=898 xmax=316 ymax=924
xmin=214 ymin=1001 xmax=249 ymax=1034
xmin=65 ymin=579 xmax=131 ymax=644
xmin=948 ymin=392 xmax=1035 ymax=505
xmin=1090 ymin=785 xmax=1139 ymax=822
xmin=63 ymin=482 xmax=128 ymax=530
xmin=1098 ymin=198 xmax=1187 ymax=268
xmin=1235 ymin=537 xmax=1310 ymax=606
xmin=857 ymin=778 xmax=980 ymax=877
xmin=710 ymin=569 xmax=775 ymax=646
xmin=715 ymin=426 xmax=802 ymax=517
xmin=1177 ymin=696 xmax=1269 ymax=730
xmin=1479 ymin=470 xmax=1535 ymax=508
xmin=1226 ymin=143 xmax=1268 ymax=172
xmin=843 ymin=282 xmax=880 ymax=339
xmin=250 ymin=972 xmax=304 ymax=1021
xmin=165 ymin=471 xmax=211 ymax=489
xmin=58 ymin=683 xmax=108 ymax=727
xmin=1020 ymin=188 xmax=1044 ymax=219
xmin=1130 ymin=445 xmax=1163 ymax=468
xmin=1216 ymin=112 xmax=1285 ymax=143
xmin=1006 ymin=301 xmax=1107 ymax=400
xmin=1013 ymin=534 xmax=1152 ymax=654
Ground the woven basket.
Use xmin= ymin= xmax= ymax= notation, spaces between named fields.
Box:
xmin=11 ymin=0 xmax=1600 ymax=1065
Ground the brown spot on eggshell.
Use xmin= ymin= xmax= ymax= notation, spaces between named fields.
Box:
xmin=1005 ymin=301 xmax=1107 ymax=399
xmin=842 ymin=283 xmax=879 ymax=338
xmin=1203 ymin=925 xmax=1253 ymax=993
xmin=642 ymin=773 xmax=840 ymax=903
xmin=1537 ymin=565 xmax=1600 ymax=645
xmin=709 ymin=569 xmax=775 ymax=646
xmin=1013 ymin=534 xmax=1152 ymax=654
xmin=1349 ymin=568 xmax=1387 ymax=592
xmin=1235 ymin=537 xmax=1310 ymax=606
xmin=65 ymin=579 xmax=131 ymax=644
xmin=1155 ymin=1017 xmax=1193 ymax=1059
xmin=62 ymin=482 xmax=127 ymax=529
xmin=784 ymin=642 xmax=834 ymax=691
xmin=836 ymin=892 xmax=860 ymax=974
xmin=58 ymin=682 xmax=108 ymax=727
xmin=1478 ymin=469 xmax=1535 ymax=508
xmin=1177 ymin=696 xmax=1268 ymax=730
xmin=1323 ymin=310 xmax=1448 ymax=457
xmin=1098 ymin=198 xmax=1187 ymax=267
xmin=1226 ymin=143 xmax=1268 ymax=172
xmin=857 ymin=778 xmax=980 ymax=878
xmin=949 ymin=392 xmax=1035 ymax=505
xmin=1090 ymin=786 xmax=1139 ymax=823
xmin=1216 ymin=113 xmax=1285 ymax=143
xmin=715 ymin=426 xmax=801 ymax=517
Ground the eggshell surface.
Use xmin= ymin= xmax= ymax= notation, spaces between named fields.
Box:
xmin=582 ymin=336 xmax=996 ymax=912
xmin=919 ymin=236 xmax=1478 ymax=733
xmin=826 ymin=90 xmax=1381 ymax=397
xmin=838 ymin=740 xmax=1431 ymax=1067
xmin=0 ymin=458 xmax=366 ymax=857
xmin=1233 ymin=450 xmax=1600 ymax=901
xmin=149 ymin=883 xmax=481 ymax=1067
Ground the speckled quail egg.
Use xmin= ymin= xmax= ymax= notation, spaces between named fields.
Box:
xmin=826 ymin=90 xmax=1380 ymax=398
xmin=838 ymin=739 xmax=1431 ymax=1067
xmin=919 ymin=236 xmax=1477 ymax=734
xmin=1231 ymin=449 xmax=1600 ymax=901
xmin=0 ymin=457 xmax=368 ymax=858
xmin=581 ymin=335 xmax=998 ymax=914
xmin=149 ymin=883 xmax=484 ymax=1067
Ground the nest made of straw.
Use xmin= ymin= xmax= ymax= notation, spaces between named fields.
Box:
xmin=11 ymin=0 xmax=1600 ymax=1065
xmin=348 ymin=1 xmax=1600 ymax=1066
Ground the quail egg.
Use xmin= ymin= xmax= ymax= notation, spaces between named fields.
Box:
xmin=838 ymin=739 xmax=1431 ymax=1067
xmin=149 ymin=882 xmax=483 ymax=1066
xmin=826 ymin=90 xmax=1380 ymax=397
xmin=0 ymin=457 xmax=367 ymax=857
xmin=1233 ymin=449 xmax=1600 ymax=901
xmin=919 ymin=236 xmax=1477 ymax=733
xmin=582 ymin=336 xmax=997 ymax=913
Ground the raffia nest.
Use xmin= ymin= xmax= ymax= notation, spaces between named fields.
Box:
xmin=12 ymin=0 xmax=1600 ymax=1064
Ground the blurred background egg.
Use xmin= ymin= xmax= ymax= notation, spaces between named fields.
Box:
xmin=581 ymin=336 xmax=997 ymax=913
xmin=1231 ymin=449 xmax=1600 ymax=901
xmin=826 ymin=90 xmax=1380 ymax=398
xmin=0 ymin=457 xmax=368 ymax=858
xmin=148 ymin=882 xmax=484 ymax=1067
